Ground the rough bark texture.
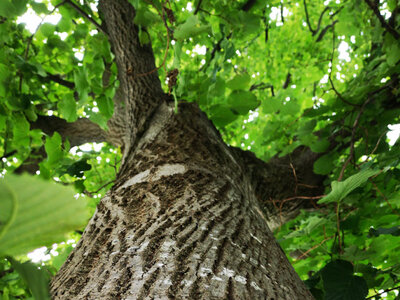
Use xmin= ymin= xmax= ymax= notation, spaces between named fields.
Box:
xmin=51 ymin=102 xmax=313 ymax=299
xmin=50 ymin=0 xmax=316 ymax=298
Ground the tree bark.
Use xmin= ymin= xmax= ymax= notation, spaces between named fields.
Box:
xmin=50 ymin=0 xmax=315 ymax=298
xmin=51 ymin=102 xmax=313 ymax=299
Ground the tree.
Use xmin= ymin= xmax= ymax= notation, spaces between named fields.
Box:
xmin=0 ymin=0 xmax=399 ymax=299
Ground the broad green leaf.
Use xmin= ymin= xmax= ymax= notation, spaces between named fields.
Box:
xmin=322 ymin=260 xmax=368 ymax=300
xmin=386 ymin=42 xmax=400 ymax=67
xmin=226 ymin=74 xmax=251 ymax=90
xmin=310 ymin=139 xmax=330 ymax=153
xmin=31 ymin=2 xmax=49 ymax=14
xmin=0 ymin=0 xmax=28 ymax=17
xmin=262 ymin=98 xmax=282 ymax=114
xmin=209 ymin=104 xmax=237 ymax=127
xmin=134 ymin=7 xmax=160 ymax=27
xmin=44 ymin=132 xmax=63 ymax=166
xmin=172 ymin=41 xmax=183 ymax=69
xmin=9 ymin=258 xmax=51 ymax=300
xmin=74 ymin=68 xmax=89 ymax=101
xmin=0 ymin=174 xmax=88 ymax=256
xmin=174 ymin=15 xmax=211 ymax=40
xmin=319 ymin=169 xmax=380 ymax=204
xmin=313 ymin=153 xmax=335 ymax=175
xmin=12 ymin=113 xmax=30 ymax=148
xmin=0 ymin=181 xmax=17 ymax=240
xmin=0 ymin=63 xmax=10 ymax=82
xmin=58 ymin=94 xmax=77 ymax=122
xmin=89 ymin=112 xmax=108 ymax=130
xmin=97 ymin=95 xmax=114 ymax=119
xmin=39 ymin=23 xmax=56 ymax=37
xmin=286 ymin=216 xmax=326 ymax=238
xmin=227 ymin=90 xmax=259 ymax=115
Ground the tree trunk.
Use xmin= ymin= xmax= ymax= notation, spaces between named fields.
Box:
xmin=50 ymin=0 xmax=315 ymax=298
xmin=51 ymin=103 xmax=313 ymax=299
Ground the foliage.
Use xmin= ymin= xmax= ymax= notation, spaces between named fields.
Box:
xmin=0 ymin=0 xmax=400 ymax=299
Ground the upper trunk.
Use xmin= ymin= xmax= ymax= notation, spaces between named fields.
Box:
xmin=51 ymin=0 xmax=315 ymax=298
xmin=51 ymin=102 xmax=313 ymax=299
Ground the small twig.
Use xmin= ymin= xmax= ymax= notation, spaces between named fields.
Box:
xmin=303 ymin=0 xmax=330 ymax=35
xmin=336 ymin=202 xmax=342 ymax=253
xmin=194 ymin=0 xmax=203 ymax=14
xmin=369 ymin=179 xmax=400 ymax=216
xmin=290 ymin=163 xmax=298 ymax=195
xmin=297 ymin=235 xmax=334 ymax=260
xmin=316 ymin=20 xmax=338 ymax=42
xmin=338 ymin=96 xmax=372 ymax=181
xmin=327 ymin=26 xmax=360 ymax=108
xmin=85 ymin=180 xmax=115 ymax=196
xmin=366 ymin=285 xmax=400 ymax=299
xmin=364 ymin=0 xmax=400 ymax=40
xmin=44 ymin=73 xmax=75 ymax=89
xmin=65 ymin=0 xmax=107 ymax=35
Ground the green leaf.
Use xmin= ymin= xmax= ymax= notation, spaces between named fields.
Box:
xmin=310 ymin=139 xmax=330 ymax=153
xmin=227 ymin=90 xmax=259 ymax=115
xmin=313 ymin=153 xmax=335 ymax=175
xmin=12 ymin=113 xmax=30 ymax=148
xmin=39 ymin=23 xmax=56 ymax=38
xmin=0 ymin=181 xmax=17 ymax=240
xmin=0 ymin=174 xmax=88 ymax=256
xmin=319 ymin=169 xmax=380 ymax=204
xmin=209 ymin=104 xmax=237 ymax=127
xmin=321 ymin=260 xmax=368 ymax=300
xmin=44 ymin=132 xmax=64 ymax=166
xmin=64 ymin=158 xmax=92 ymax=178
xmin=74 ymin=68 xmax=89 ymax=101
xmin=9 ymin=258 xmax=50 ymax=300
xmin=172 ymin=40 xmax=183 ymax=69
xmin=89 ymin=112 xmax=108 ymax=130
xmin=58 ymin=94 xmax=77 ymax=122
xmin=31 ymin=2 xmax=49 ymax=14
xmin=174 ymin=15 xmax=211 ymax=40
xmin=226 ymin=74 xmax=251 ymax=90
xmin=97 ymin=95 xmax=114 ymax=119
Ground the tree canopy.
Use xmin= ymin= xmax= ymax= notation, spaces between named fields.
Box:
xmin=0 ymin=0 xmax=400 ymax=299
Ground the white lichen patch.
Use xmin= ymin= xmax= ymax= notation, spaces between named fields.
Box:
xmin=152 ymin=164 xmax=186 ymax=180
xmin=234 ymin=275 xmax=247 ymax=284
xmin=251 ymin=281 xmax=263 ymax=291
xmin=181 ymin=279 xmax=193 ymax=287
xmin=211 ymin=275 xmax=223 ymax=281
xmin=117 ymin=164 xmax=186 ymax=190
xmin=250 ymin=233 xmax=262 ymax=244
xmin=199 ymin=267 xmax=212 ymax=277
xmin=220 ymin=268 xmax=235 ymax=278
xmin=118 ymin=169 xmax=150 ymax=190
xmin=163 ymin=279 xmax=172 ymax=285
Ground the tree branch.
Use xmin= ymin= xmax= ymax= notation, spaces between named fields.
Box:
xmin=194 ymin=0 xmax=203 ymax=15
xmin=31 ymin=115 xmax=107 ymax=147
xmin=65 ymin=0 xmax=107 ymax=35
xmin=316 ymin=20 xmax=338 ymax=42
xmin=364 ymin=0 xmax=400 ymax=40
xmin=44 ymin=72 xmax=75 ymax=89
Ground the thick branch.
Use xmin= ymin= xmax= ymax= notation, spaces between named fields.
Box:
xmin=44 ymin=72 xmax=75 ymax=89
xmin=364 ymin=0 xmax=400 ymax=40
xmin=31 ymin=115 xmax=107 ymax=147
xmin=99 ymin=0 xmax=165 ymax=152
xmin=231 ymin=146 xmax=325 ymax=230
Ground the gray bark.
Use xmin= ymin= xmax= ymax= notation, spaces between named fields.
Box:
xmin=51 ymin=102 xmax=313 ymax=299
xmin=50 ymin=0 xmax=316 ymax=298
